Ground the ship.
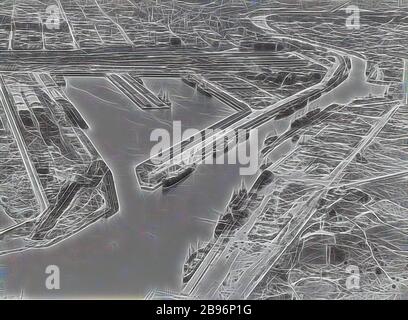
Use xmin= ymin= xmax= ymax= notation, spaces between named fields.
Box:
xmin=228 ymin=180 xmax=248 ymax=211
xmin=197 ymin=83 xmax=212 ymax=97
xmin=260 ymin=157 xmax=272 ymax=170
xmin=224 ymin=136 xmax=236 ymax=153
xmin=158 ymin=88 xmax=172 ymax=106
xmin=132 ymin=75 xmax=144 ymax=85
xmin=264 ymin=134 xmax=278 ymax=146
xmin=162 ymin=163 xmax=196 ymax=190
xmin=237 ymin=129 xmax=250 ymax=143
xmin=290 ymin=108 xmax=321 ymax=129
xmin=182 ymin=74 xmax=196 ymax=88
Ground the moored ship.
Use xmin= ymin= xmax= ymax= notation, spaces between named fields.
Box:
xmin=158 ymin=88 xmax=172 ymax=106
xmin=162 ymin=163 xmax=196 ymax=190
xmin=182 ymin=74 xmax=196 ymax=88
xmin=197 ymin=83 xmax=212 ymax=97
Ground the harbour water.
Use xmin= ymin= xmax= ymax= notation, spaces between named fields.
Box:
xmin=0 ymin=56 xmax=387 ymax=298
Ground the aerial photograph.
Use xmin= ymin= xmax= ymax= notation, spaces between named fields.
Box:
xmin=0 ymin=0 xmax=407 ymax=303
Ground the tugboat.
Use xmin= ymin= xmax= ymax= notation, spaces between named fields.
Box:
xmin=162 ymin=163 xmax=196 ymax=190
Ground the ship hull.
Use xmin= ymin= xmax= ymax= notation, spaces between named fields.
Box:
xmin=197 ymin=85 xmax=212 ymax=97
xmin=162 ymin=166 xmax=195 ymax=191
xmin=182 ymin=77 xmax=196 ymax=88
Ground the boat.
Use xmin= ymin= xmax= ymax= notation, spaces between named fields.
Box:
xmin=260 ymin=157 xmax=272 ymax=170
xmin=237 ymin=129 xmax=250 ymax=143
xmin=264 ymin=135 xmax=278 ymax=146
xmin=228 ymin=180 xmax=248 ymax=211
xmin=290 ymin=108 xmax=321 ymax=129
xmin=158 ymin=88 xmax=172 ymax=106
xmin=162 ymin=163 xmax=196 ymax=190
xmin=132 ymin=75 xmax=144 ymax=85
xmin=197 ymin=83 xmax=212 ymax=97
xmin=182 ymin=75 xmax=196 ymax=88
